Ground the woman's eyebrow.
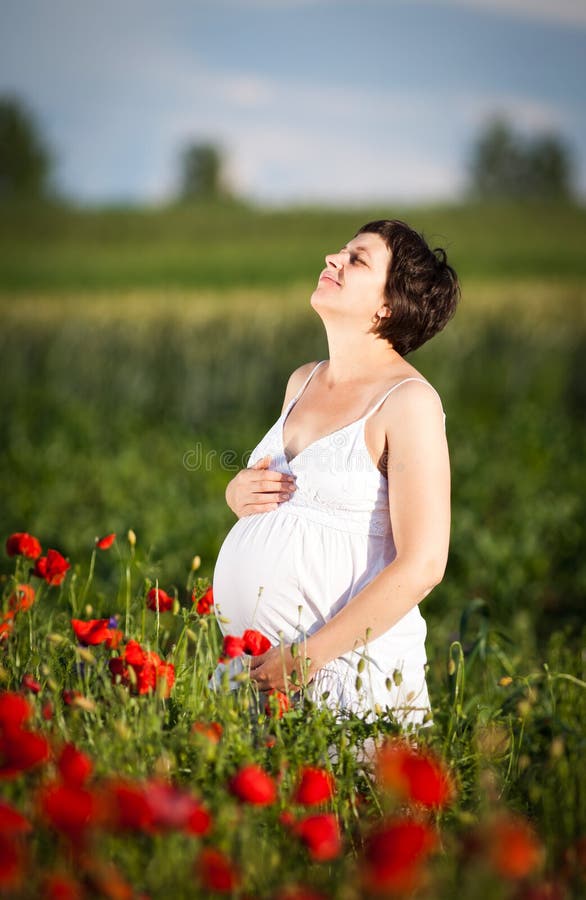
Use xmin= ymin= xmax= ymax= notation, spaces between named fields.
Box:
xmin=342 ymin=245 xmax=372 ymax=257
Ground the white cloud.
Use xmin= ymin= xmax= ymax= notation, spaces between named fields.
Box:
xmin=215 ymin=73 xmax=275 ymax=108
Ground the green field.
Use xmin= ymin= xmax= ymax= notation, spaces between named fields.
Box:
xmin=1 ymin=200 xmax=585 ymax=897
xmin=2 ymin=202 xmax=585 ymax=628
xmin=2 ymin=200 xmax=586 ymax=292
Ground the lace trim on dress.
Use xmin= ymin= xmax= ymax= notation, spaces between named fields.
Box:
xmin=281 ymin=496 xmax=391 ymax=537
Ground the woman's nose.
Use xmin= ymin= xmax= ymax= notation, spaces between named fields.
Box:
xmin=325 ymin=250 xmax=344 ymax=268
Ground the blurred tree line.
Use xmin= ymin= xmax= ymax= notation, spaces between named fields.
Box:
xmin=0 ymin=96 xmax=52 ymax=202
xmin=176 ymin=141 xmax=234 ymax=203
xmin=466 ymin=114 xmax=576 ymax=202
xmin=0 ymin=94 xmax=580 ymax=206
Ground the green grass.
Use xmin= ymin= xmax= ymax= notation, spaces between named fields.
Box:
xmin=1 ymin=200 xmax=585 ymax=293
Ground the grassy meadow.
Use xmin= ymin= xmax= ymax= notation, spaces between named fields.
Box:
xmin=0 ymin=200 xmax=585 ymax=898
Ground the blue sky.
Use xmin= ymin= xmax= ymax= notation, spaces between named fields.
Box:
xmin=1 ymin=0 xmax=585 ymax=205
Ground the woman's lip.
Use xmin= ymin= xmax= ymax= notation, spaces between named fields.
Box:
xmin=319 ymin=274 xmax=340 ymax=286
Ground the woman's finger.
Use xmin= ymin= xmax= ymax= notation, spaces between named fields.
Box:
xmin=253 ymin=474 xmax=288 ymax=492
xmin=243 ymin=504 xmax=279 ymax=514
xmin=251 ymin=454 xmax=271 ymax=469
xmin=249 ymin=652 xmax=267 ymax=669
xmin=250 ymin=491 xmax=291 ymax=503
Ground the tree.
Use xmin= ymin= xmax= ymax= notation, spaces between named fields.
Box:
xmin=525 ymin=134 xmax=574 ymax=201
xmin=0 ymin=96 xmax=52 ymax=202
xmin=467 ymin=115 xmax=575 ymax=202
xmin=177 ymin=141 xmax=232 ymax=202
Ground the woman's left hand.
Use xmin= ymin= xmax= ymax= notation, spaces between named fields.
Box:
xmin=248 ymin=644 xmax=316 ymax=693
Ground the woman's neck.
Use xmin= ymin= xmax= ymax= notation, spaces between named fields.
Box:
xmin=322 ymin=330 xmax=401 ymax=386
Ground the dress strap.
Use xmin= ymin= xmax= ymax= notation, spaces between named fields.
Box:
xmin=363 ymin=377 xmax=446 ymax=422
xmin=290 ymin=360 xmax=327 ymax=404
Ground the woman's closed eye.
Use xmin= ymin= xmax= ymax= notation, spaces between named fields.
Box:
xmin=349 ymin=253 xmax=365 ymax=266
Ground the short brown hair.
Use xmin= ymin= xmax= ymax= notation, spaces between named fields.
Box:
xmin=355 ymin=219 xmax=460 ymax=356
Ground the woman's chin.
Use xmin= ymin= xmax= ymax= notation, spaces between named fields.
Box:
xmin=310 ymin=287 xmax=336 ymax=311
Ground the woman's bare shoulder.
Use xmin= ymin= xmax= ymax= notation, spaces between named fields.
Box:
xmin=281 ymin=360 xmax=322 ymax=412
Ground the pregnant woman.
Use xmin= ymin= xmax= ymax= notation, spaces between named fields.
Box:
xmin=212 ymin=218 xmax=460 ymax=728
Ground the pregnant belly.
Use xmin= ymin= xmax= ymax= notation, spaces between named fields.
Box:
xmin=212 ymin=509 xmax=368 ymax=644
xmin=212 ymin=508 xmax=421 ymax=649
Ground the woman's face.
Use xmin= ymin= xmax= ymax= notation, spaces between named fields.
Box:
xmin=310 ymin=231 xmax=391 ymax=323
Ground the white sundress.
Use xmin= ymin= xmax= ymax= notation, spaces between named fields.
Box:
xmin=211 ymin=360 xmax=446 ymax=727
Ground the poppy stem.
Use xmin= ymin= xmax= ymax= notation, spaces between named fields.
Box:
xmin=78 ymin=548 xmax=96 ymax=613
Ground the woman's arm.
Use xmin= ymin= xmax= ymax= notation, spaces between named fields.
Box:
xmin=249 ymin=381 xmax=450 ymax=689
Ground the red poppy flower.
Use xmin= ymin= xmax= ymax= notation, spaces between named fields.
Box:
xmin=361 ymin=818 xmax=438 ymax=893
xmin=186 ymin=804 xmax=213 ymax=838
xmin=194 ymin=586 xmax=214 ymax=615
xmin=0 ymin=833 xmax=25 ymax=891
xmin=142 ymin=779 xmax=211 ymax=835
xmin=485 ymin=814 xmax=543 ymax=880
xmin=61 ymin=690 xmax=82 ymax=706
xmin=6 ymin=532 xmax=42 ymax=560
xmin=0 ymin=692 xmax=31 ymax=734
xmin=21 ymin=674 xmax=41 ymax=694
xmin=265 ymin=690 xmax=291 ymax=719
xmin=38 ymin=781 xmax=99 ymax=840
xmin=221 ymin=635 xmax=246 ymax=659
xmin=108 ymin=657 xmax=130 ymax=689
xmin=146 ymin=587 xmax=174 ymax=612
xmin=8 ymin=584 xmax=35 ymax=613
xmin=124 ymin=640 xmax=147 ymax=668
xmin=108 ymin=641 xmax=175 ymax=698
xmin=229 ymin=764 xmax=277 ymax=805
xmin=294 ymin=813 xmax=341 ymax=861
xmin=71 ymin=618 xmax=111 ymax=646
xmin=57 ymin=743 xmax=93 ymax=787
xmin=136 ymin=658 xmax=157 ymax=695
xmin=155 ymin=659 xmax=175 ymax=698
xmin=401 ymin=751 xmax=454 ymax=808
xmin=96 ymin=533 xmax=116 ymax=550
xmin=33 ymin=549 xmax=70 ymax=586
xmin=41 ymin=872 xmax=85 ymax=900
xmin=0 ymin=800 xmax=31 ymax=834
xmin=274 ymin=888 xmax=329 ymax=900
xmin=41 ymin=701 xmax=54 ymax=721
xmin=138 ymin=651 xmax=167 ymax=695
xmin=0 ymin=728 xmax=51 ymax=779
xmin=191 ymin=721 xmax=223 ymax=743
xmin=103 ymin=779 xmax=154 ymax=832
xmin=71 ymin=618 xmax=121 ymax=650
xmin=242 ymin=628 xmax=271 ymax=656
xmin=196 ymin=847 xmax=240 ymax=893
xmin=376 ymin=738 xmax=454 ymax=808
xmin=294 ymin=767 xmax=336 ymax=806
xmin=105 ymin=628 xmax=124 ymax=650
xmin=0 ymin=614 xmax=14 ymax=642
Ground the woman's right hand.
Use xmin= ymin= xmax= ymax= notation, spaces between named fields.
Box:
xmin=225 ymin=455 xmax=296 ymax=518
